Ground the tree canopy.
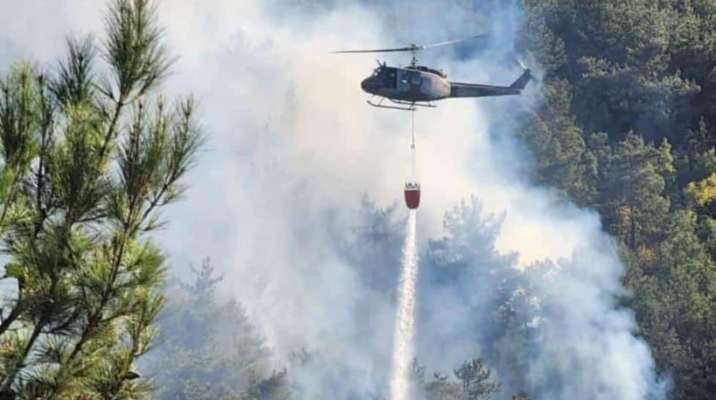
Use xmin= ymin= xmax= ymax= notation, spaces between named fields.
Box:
xmin=0 ymin=0 xmax=201 ymax=398
xmin=521 ymin=1 xmax=716 ymax=399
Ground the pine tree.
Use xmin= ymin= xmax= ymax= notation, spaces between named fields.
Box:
xmin=151 ymin=259 xmax=287 ymax=400
xmin=0 ymin=0 xmax=202 ymax=398
xmin=454 ymin=359 xmax=500 ymax=400
xmin=587 ymin=133 xmax=671 ymax=248
xmin=516 ymin=79 xmax=596 ymax=205
xmin=420 ymin=359 xmax=500 ymax=400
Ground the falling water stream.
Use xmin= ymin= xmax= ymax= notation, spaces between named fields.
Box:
xmin=389 ymin=210 xmax=419 ymax=400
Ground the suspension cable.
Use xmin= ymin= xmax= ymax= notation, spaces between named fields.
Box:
xmin=410 ymin=109 xmax=415 ymax=149
xmin=410 ymin=109 xmax=416 ymax=180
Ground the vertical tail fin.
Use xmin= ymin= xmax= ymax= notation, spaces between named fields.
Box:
xmin=510 ymin=69 xmax=532 ymax=91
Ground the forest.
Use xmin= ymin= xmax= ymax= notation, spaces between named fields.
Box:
xmin=519 ymin=2 xmax=716 ymax=399
xmin=0 ymin=0 xmax=714 ymax=399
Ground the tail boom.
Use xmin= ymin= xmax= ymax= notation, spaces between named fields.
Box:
xmin=449 ymin=69 xmax=532 ymax=98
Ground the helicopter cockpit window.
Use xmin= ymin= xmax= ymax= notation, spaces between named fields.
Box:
xmin=372 ymin=68 xmax=381 ymax=77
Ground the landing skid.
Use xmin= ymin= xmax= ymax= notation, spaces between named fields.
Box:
xmin=390 ymin=99 xmax=436 ymax=108
xmin=366 ymin=96 xmax=436 ymax=111
xmin=367 ymin=99 xmax=415 ymax=111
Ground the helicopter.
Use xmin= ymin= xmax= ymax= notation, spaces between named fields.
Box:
xmin=333 ymin=35 xmax=532 ymax=111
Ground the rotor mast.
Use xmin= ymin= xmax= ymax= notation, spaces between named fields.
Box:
xmin=409 ymin=45 xmax=419 ymax=67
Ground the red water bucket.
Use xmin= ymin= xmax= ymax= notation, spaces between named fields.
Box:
xmin=404 ymin=182 xmax=421 ymax=209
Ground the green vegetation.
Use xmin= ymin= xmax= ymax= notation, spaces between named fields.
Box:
xmin=0 ymin=0 xmax=201 ymax=398
xmin=149 ymin=259 xmax=291 ymax=400
xmin=520 ymin=2 xmax=716 ymax=399
xmin=412 ymin=358 xmax=501 ymax=400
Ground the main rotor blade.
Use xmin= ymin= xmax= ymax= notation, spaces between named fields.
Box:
xmin=421 ymin=34 xmax=487 ymax=49
xmin=331 ymin=34 xmax=485 ymax=54
xmin=331 ymin=46 xmax=417 ymax=54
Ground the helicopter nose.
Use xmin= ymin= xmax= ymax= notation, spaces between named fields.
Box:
xmin=361 ymin=77 xmax=377 ymax=92
xmin=361 ymin=78 xmax=369 ymax=91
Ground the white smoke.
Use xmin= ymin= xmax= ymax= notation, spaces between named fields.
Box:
xmin=0 ymin=0 xmax=667 ymax=399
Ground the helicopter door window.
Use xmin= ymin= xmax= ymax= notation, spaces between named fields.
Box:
xmin=388 ymin=70 xmax=397 ymax=88
xmin=410 ymin=74 xmax=422 ymax=86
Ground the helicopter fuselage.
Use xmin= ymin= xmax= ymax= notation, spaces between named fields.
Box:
xmin=335 ymin=35 xmax=531 ymax=110
xmin=361 ymin=65 xmax=451 ymax=102
xmin=359 ymin=63 xmax=531 ymax=110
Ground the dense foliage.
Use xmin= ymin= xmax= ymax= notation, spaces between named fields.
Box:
xmin=0 ymin=0 xmax=201 ymax=398
xmin=149 ymin=259 xmax=291 ymax=400
xmin=410 ymin=358 xmax=501 ymax=400
xmin=519 ymin=1 xmax=716 ymax=399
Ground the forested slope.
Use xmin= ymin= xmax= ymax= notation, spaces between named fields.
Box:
xmin=519 ymin=2 xmax=716 ymax=398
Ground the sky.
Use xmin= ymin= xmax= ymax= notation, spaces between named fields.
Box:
xmin=0 ymin=1 xmax=668 ymax=399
